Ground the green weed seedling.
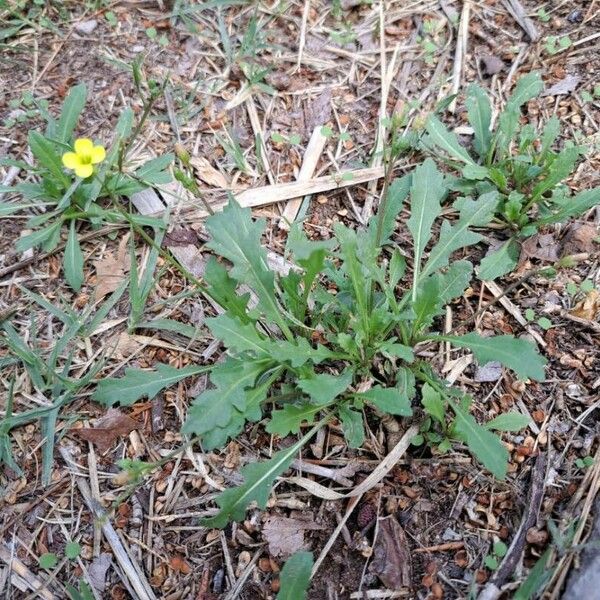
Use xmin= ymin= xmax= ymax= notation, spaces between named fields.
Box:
xmin=94 ymin=158 xmax=546 ymax=531
xmin=421 ymin=72 xmax=600 ymax=280
xmin=2 ymin=68 xmax=172 ymax=291
xmin=484 ymin=540 xmax=508 ymax=570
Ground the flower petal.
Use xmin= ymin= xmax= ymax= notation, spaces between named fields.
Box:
xmin=90 ymin=145 xmax=106 ymax=164
xmin=75 ymin=163 xmax=94 ymax=178
xmin=74 ymin=138 xmax=94 ymax=156
xmin=62 ymin=152 xmax=81 ymax=170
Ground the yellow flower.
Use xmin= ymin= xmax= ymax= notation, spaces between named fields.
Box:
xmin=62 ymin=138 xmax=106 ymax=178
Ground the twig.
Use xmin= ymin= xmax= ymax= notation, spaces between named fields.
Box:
xmin=279 ymin=126 xmax=328 ymax=230
xmin=0 ymin=544 xmax=55 ymax=600
xmin=502 ymin=0 xmax=539 ymax=42
xmin=296 ymin=0 xmax=310 ymax=69
xmin=448 ymin=0 xmax=471 ymax=114
xmin=59 ymin=446 xmax=158 ymax=600
xmin=477 ymin=452 xmax=547 ymax=600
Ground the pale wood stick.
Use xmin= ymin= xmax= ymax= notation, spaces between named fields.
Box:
xmin=279 ymin=127 xmax=328 ymax=229
xmin=448 ymin=0 xmax=471 ymax=114
xmin=59 ymin=447 xmax=158 ymax=600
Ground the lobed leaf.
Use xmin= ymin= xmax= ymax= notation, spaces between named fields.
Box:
xmin=338 ymin=405 xmax=365 ymax=448
xmin=94 ymin=363 xmax=210 ymax=406
xmin=485 ymin=412 xmax=531 ymax=432
xmin=437 ymin=333 xmax=547 ymax=381
xmin=298 ymin=369 xmax=353 ymax=405
xmin=424 ymin=115 xmax=474 ymax=164
xmin=357 ymin=385 xmax=413 ymax=416
xmin=478 ymin=239 xmax=520 ymax=281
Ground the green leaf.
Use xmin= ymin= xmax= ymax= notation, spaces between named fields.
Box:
xmin=421 ymin=383 xmax=445 ymax=424
xmin=531 ymin=146 xmax=580 ymax=201
xmin=15 ymin=221 xmax=62 ymax=253
xmin=540 ymin=116 xmax=560 ymax=157
xmin=135 ymin=154 xmax=174 ymax=184
xmin=420 ymin=193 xmax=498 ymax=281
xmin=203 ymin=426 xmax=320 ymax=528
xmin=450 ymin=400 xmax=509 ymax=479
xmin=64 ymin=221 xmax=84 ymax=291
xmin=407 ymin=158 xmax=446 ymax=299
xmin=268 ymin=402 xmax=323 ymax=436
xmin=485 ymin=412 xmax=531 ymax=432
xmin=272 ymin=338 xmax=336 ymax=367
xmin=513 ymin=549 xmax=552 ymax=600
xmin=506 ymin=72 xmax=543 ymax=109
xmin=338 ymin=405 xmax=365 ymax=448
xmin=424 ymin=115 xmax=474 ymax=164
xmin=39 ymin=553 xmax=58 ymax=569
xmin=478 ymin=239 xmax=520 ymax=281
xmin=94 ymin=363 xmax=210 ymax=406
xmin=536 ymin=188 xmax=600 ymax=225
xmin=28 ymin=131 xmax=68 ymax=185
xmin=494 ymin=541 xmax=508 ymax=557
xmin=367 ymin=174 xmax=412 ymax=245
xmin=413 ymin=275 xmax=442 ymax=332
xmin=56 ymin=83 xmax=87 ymax=144
xmin=358 ymin=385 xmax=413 ymax=416
xmin=377 ymin=341 xmax=414 ymax=362
xmin=396 ymin=367 xmax=416 ymax=400
xmin=136 ymin=318 xmax=198 ymax=339
xmin=388 ymin=248 xmax=406 ymax=288
xmin=207 ymin=314 xmax=271 ymax=355
xmin=484 ymin=555 xmax=499 ymax=570
xmin=466 ymin=84 xmax=492 ymax=159
xmin=462 ymin=163 xmax=489 ymax=180
xmin=205 ymin=198 xmax=288 ymax=333
xmin=434 ymin=260 xmax=473 ymax=303
xmin=298 ymin=369 xmax=353 ymax=405
xmin=438 ymin=333 xmax=546 ymax=381
xmin=334 ymin=223 xmax=370 ymax=330
xmin=65 ymin=541 xmax=81 ymax=560
xmin=203 ymin=256 xmax=251 ymax=321
xmin=277 ymin=551 xmax=313 ymax=600
xmin=183 ymin=359 xmax=269 ymax=436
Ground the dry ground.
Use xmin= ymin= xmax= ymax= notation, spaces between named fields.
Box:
xmin=1 ymin=1 xmax=599 ymax=599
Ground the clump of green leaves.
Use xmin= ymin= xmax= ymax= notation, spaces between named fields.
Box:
xmin=2 ymin=65 xmax=172 ymax=290
xmin=96 ymin=158 xmax=546 ymax=529
xmin=421 ymin=72 xmax=600 ymax=279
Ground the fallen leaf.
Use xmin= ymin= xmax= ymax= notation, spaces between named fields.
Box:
xmin=190 ymin=156 xmax=229 ymax=188
xmin=480 ymin=54 xmax=504 ymax=76
xmin=164 ymin=227 xmax=198 ymax=247
xmin=169 ymin=554 xmax=192 ymax=575
xmin=542 ymin=74 xmax=581 ymax=97
xmin=369 ymin=516 xmax=412 ymax=590
xmin=73 ymin=408 xmax=140 ymax=453
xmin=88 ymin=553 xmax=112 ymax=592
xmin=93 ymin=233 xmax=130 ymax=300
xmin=571 ymin=290 xmax=600 ymax=321
xmin=474 ymin=361 xmax=503 ymax=382
xmin=520 ymin=233 xmax=560 ymax=263
xmin=263 ymin=514 xmax=323 ymax=559
xmin=561 ymin=223 xmax=598 ymax=255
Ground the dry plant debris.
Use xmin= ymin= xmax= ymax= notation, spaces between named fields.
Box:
xmin=0 ymin=1 xmax=599 ymax=599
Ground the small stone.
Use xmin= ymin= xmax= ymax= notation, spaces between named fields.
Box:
xmin=75 ymin=19 xmax=98 ymax=34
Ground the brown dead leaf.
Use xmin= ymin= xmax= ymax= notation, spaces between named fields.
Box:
xmin=263 ymin=514 xmax=323 ymax=559
xmin=480 ymin=54 xmax=504 ymax=76
xmin=190 ymin=156 xmax=229 ymax=188
xmin=73 ymin=408 xmax=140 ymax=453
xmin=542 ymin=74 xmax=581 ymax=97
xmin=520 ymin=233 xmax=560 ymax=263
xmin=164 ymin=227 xmax=198 ymax=248
xmin=93 ymin=234 xmax=130 ymax=300
xmin=561 ymin=223 xmax=598 ymax=256
xmin=570 ymin=290 xmax=600 ymax=321
xmin=369 ymin=516 xmax=412 ymax=590
xmin=169 ymin=554 xmax=192 ymax=575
